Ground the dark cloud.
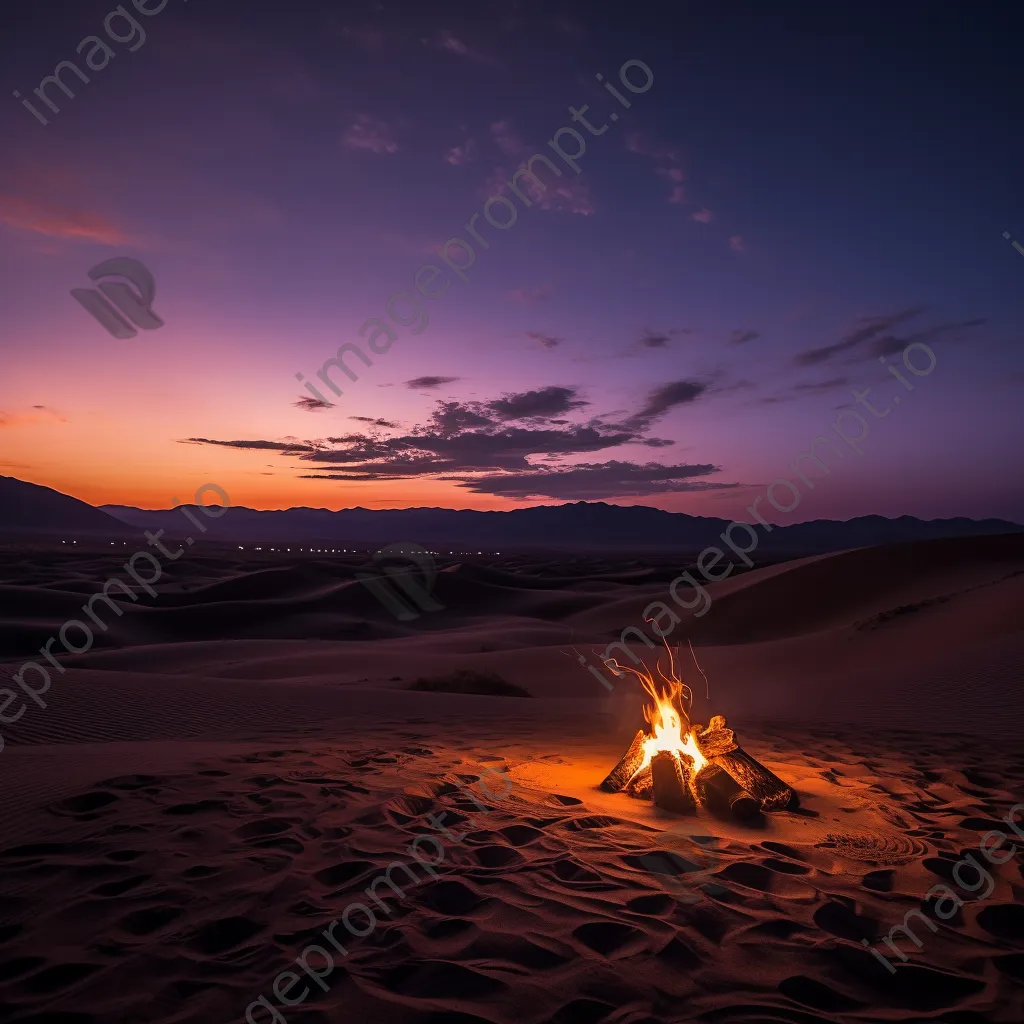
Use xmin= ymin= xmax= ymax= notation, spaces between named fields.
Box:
xmin=488 ymin=386 xmax=588 ymax=420
xmin=637 ymin=327 xmax=691 ymax=350
xmin=190 ymin=380 xmax=724 ymax=501
xmin=864 ymin=318 xmax=987 ymax=359
xmin=350 ymin=415 xmax=399 ymax=428
xmin=639 ymin=329 xmax=671 ymax=349
xmin=426 ymin=401 xmax=495 ymax=435
xmin=406 ymin=375 xmax=460 ymax=390
xmin=183 ymin=437 xmax=317 ymax=452
xmin=527 ymin=331 xmax=561 ymax=349
xmin=294 ymin=394 xmax=334 ymax=411
xmin=793 ymin=307 xmax=925 ymax=366
xmin=627 ymin=379 xmax=707 ymax=427
xmin=453 ymin=461 xmax=729 ymax=500
xmin=730 ymin=330 xmax=759 ymax=345
xmin=757 ymin=377 xmax=849 ymax=404
xmin=793 ymin=377 xmax=849 ymax=393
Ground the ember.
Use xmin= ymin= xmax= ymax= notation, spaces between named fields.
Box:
xmin=601 ymin=642 xmax=795 ymax=819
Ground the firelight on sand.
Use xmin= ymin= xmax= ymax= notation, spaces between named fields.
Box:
xmin=601 ymin=639 xmax=795 ymax=818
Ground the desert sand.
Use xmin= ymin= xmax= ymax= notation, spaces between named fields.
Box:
xmin=1 ymin=533 xmax=1022 ymax=1023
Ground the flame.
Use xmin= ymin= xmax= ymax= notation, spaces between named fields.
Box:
xmin=605 ymin=636 xmax=707 ymax=781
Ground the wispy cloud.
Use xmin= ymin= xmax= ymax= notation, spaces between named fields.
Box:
xmin=506 ymin=284 xmax=553 ymax=306
xmin=527 ymin=331 xmax=561 ymax=349
xmin=793 ymin=307 xmax=927 ymax=367
xmin=343 ymin=114 xmax=399 ymax=154
xmin=0 ymin=405 xmax=68 ymax=428
xmin=730 ymin=330 xmax=759 ymax=345
xmin=445 ymin=139 xmax=477 ymax=165
xmin=293 ymin=394 xmax=334 ymax=412
xmin=425 ymin=29 xmax=491 ymax=63
xmin=729 ymin=235 xmax=746 ymax=253
xmin=0 ymin=193 xmax=127 ymax=244
xmin=484 ymin=121 xmax=594 ymax=215
xmin=406 ymin=375 xmax=460 ymax=390
xmin=691 ymin=208 xmax=713 ymax=223
xmin=625 ymin=133 xmax=685 ymax=204
xmin=350 ymin=415 xmax=399 ymax=428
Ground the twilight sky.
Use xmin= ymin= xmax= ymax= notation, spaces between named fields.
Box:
xmin=1 ymin=0 xmax=1022 ymax=522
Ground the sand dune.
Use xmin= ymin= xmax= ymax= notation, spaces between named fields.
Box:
xmin=0 ymin=535 xmax=1021 ymax=1022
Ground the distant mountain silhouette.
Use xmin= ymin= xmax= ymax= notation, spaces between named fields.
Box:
xmin=0 ymin=476 xmax=132 ymax=538
xmin=100 ymin=496 xmax=1023 ymax=555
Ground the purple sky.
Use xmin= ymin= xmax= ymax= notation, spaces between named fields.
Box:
xmin=1 ymin=0 xmax=1022 ymax=522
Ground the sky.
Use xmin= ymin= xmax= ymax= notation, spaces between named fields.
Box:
xmin=1 ymin=0 xmax=1022 ymax=523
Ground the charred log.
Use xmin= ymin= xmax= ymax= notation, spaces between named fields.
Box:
xmin=601 ymin=729 xmax=646 ymax=793
xmin=695 ymin=763 xmax=761 ymax=821
xmin=651 ymin=751 xmax=697 ymax=815
xmin=713 ymin=748 xmax=796 ymax=811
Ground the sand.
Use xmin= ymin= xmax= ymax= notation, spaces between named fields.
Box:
xmin=0 ymin=534 xmax=1022 ymax=1022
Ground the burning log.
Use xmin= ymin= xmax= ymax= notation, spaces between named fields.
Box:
xmin=601 ymin=730 xmax=646 ymax=793
xmin=694 ymin=763 xmax=760 ymax=821
xmin=691 ymin=715 xmax=738 ymax=758
xmin=627 ymin=766 xmax=653 ymax=799
xmin=690 ymin=716 xmax=795 ymax=811
xmin=598 ymin=643 xmax=795 ymax=817
xmin=650 ymin=751 xmax=697 ymax=815
xmin=712 ymin=749 xmax=795 ymax=811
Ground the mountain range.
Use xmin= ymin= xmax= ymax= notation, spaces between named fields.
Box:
xmin=2 ymin=475 xmax=1020 ymax=555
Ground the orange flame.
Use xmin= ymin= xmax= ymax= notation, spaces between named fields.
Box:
xmin=605 ymin=635 xmax=707 ymax=780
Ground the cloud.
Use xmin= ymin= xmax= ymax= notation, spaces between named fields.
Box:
xmin=863 ymin=318 xmax=987 ymax=359
xmin=527 ymin=331 xmax=561 ymax=349
xmin=639 ymin=329 xmax=671 ymax=349
xmin=0 ymin=193 xmax=127 ymax=244
xmin=445 ymin=139 xmax=477 ymax=165
xmin=730 ymin=330 xmax=759 ymax=345
xmin=343 ymin=115 xmax=399 ymax=154
xmin=426 ymin=29 xmax=490 ymax=62
xmin=294 ymin=395 xmax=334 ymax=411
xmin=454 ymin=461 xmax=728 ymax=499
xmin=729 ymin=235 xmax=746 ymax=253
xmin=626 ymin=379 xmax=708 ymax=428
xmin=506 ymin=284 xmax=553 ymax=306
xmin=406 ymin=375 xmax=460 ymax=390
xmin=691 ymin=208 xmax=713 ymax=223
xmin=483 ymin=123 xmax=594 ymax=215
xmin=793 ymin=307 xmax=924 ymax=366
xmin=490 ymin=121 xmax=522 ymax=155
xmin=350 ymin=416 xmax=399 ymax=428
xmin=182 ymin=438 xmax=317 ymax=451
xmin=0 ymin=406 xmax=67 ymax=428
xmin=488 ymin=386 xmax=588 ymax=420
xmin=191 ymin=382 xmax=725 ymax=501
xmin=625 ymin=133 xmax=685 ymax=204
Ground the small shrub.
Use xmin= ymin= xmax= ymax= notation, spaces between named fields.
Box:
xmin=409 ymin=669 xmax=531 ymax=698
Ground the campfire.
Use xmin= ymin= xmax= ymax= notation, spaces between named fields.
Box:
xmin=601 ymin=643 xmax=795 ymax=820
